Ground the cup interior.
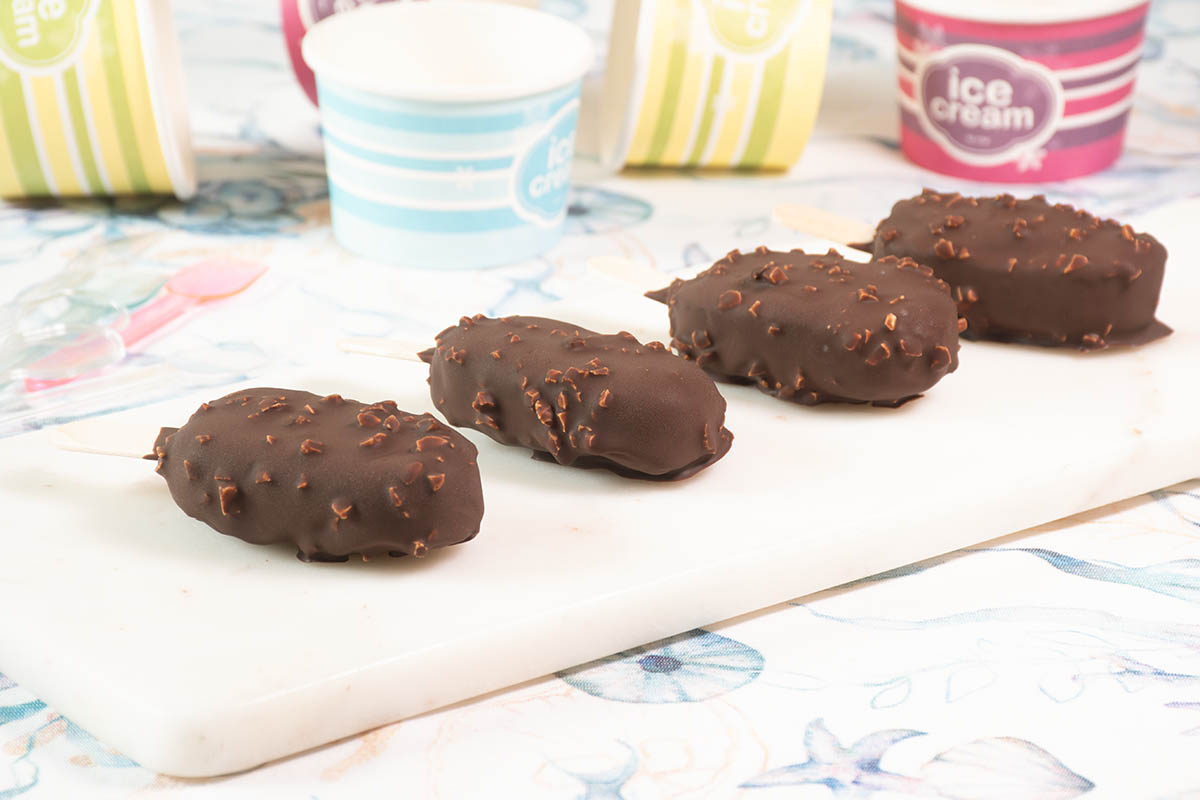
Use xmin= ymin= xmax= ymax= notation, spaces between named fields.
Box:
xmin=898 ymin=0 xmax=1148 ymax=23
xmin=301 ymin=1 xmax=593 ymax=103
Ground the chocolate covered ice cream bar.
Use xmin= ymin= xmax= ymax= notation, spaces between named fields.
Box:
xmin=420 ymin=315 xmax=733 ymax=480
xmin=872 ymin=190 xmax=1170 ymax=350
xmin=150 ymin=388 xmax=484 ymax=562
xmin=646 ymin=247 xmax=961 ymax=407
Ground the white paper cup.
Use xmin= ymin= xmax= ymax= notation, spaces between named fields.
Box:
xmin=302 ymin=1 xmax=593 ymax=269
xmin=281 ymin=0 xmax=540 ymax=106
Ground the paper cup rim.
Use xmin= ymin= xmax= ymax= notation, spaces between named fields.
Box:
xmin=137 ymin=0 xmax=196 ymax=199
xmin=301 ymin=1 xmax=594 ymax=104
xmin=896 ymin=0 xmax=1148 ymax=25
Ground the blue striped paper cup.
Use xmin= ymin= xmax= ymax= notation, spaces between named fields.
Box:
xmin=301 ymin=2 xmax=592 ymax=269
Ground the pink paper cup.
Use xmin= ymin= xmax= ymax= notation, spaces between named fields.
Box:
xmin=281 ymin=0 xmax=402 ymax=107
xmin=895 ymin=0 xmax=1148 ymax=182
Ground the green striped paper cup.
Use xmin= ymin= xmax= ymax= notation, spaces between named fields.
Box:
xmin=583 ymin=0 xmax=833 ymax=170
xmin=0 ymin=0 xmax=195 ymax=198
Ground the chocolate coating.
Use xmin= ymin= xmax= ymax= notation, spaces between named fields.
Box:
xmin=873 ymin=189 xmax=1171 ymax=350
xmin=420 ymin=315 xmax=732 ymax=480
xmin=150 ymin=388 xmax=484 ymax=562
xmin=647 ymin=247 xmax=960 ymax=406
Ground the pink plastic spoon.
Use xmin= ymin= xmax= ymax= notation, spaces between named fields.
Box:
xmin=24 ymin=258 xmax=268 ymax=391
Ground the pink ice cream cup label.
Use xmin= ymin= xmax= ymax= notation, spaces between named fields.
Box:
xmin=896 ymin=0 xmax=1148 ymax=182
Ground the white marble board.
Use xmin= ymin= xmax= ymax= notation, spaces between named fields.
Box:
xmin=0 ymin=207 xmax=1198 ymax=778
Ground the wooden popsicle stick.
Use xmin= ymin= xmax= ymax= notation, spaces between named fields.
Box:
xmin=49 ymin=418 xmax=163 ymax=459
xmin=337 ymin=337 xmax=427 ymax=362
xmin=587 ymin=219 xmax=879 ymax=295
xmin=773 ymin=204 xmax=876 ymax=249
xmin=586 ymin=255 xmax=668 ymax=292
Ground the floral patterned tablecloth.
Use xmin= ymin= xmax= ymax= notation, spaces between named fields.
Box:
xmin=1 ymin=1 xmax=1198 ymax=797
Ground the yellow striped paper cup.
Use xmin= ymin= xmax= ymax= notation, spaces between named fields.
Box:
xmin=0 ymin=0 xmax=195 ymax=199
xmin=589 ymin=0 xmax=832 ymax=170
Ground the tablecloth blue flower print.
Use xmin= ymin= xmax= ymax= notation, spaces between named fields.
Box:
xmin=0 ymin=0 xmax=1198 ymax=797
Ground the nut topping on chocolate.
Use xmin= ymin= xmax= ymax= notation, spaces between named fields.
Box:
xmin=150 ymin=388 xmax=484 ymax=562
xmin=419 ymin=316 xmax=732 ymax=481
xmin=873 ymin=189 xmax=1170 ymax=350
xmin=647 ymin=247 xmax=961 ymax=406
